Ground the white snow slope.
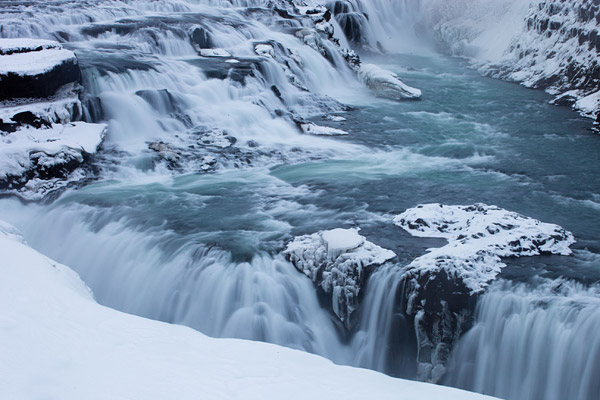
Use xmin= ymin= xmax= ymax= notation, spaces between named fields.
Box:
xmin=0 ymin=223 xmax=498 ymax=400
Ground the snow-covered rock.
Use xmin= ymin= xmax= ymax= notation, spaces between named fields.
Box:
xmin=255 ymin=43 xmax=275 ymax=58
xmin=0 ymin=122 xmax=106 ymax=198
xmin=358 ymin=64 xmax=422 ymax=100
xmin=285 ymin=228 xmax=395 ymax=328
xmin=0 ymin=38 xmax=80 ymax=100
xmin=392 ymin=203 xmax=575 ymax=382
xmin=395 ymin=203 xmax=574 ymax=293
xmin=0 ymin=221 xmax=498 ymax=400
xmin=0 ymin=39 xmax=107 ymax=199
xmin=301 ymin=122 xmax=348 ymax=135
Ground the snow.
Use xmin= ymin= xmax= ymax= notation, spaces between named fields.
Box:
xmin=285 ymin=228 xmax=395 ymax=327
xmin=0 ymin=38 xmax=60 ymax=55
xmin=576 ymin=91 xmax=600 ymax=118
xmin=325 ymin=115 xmax=346 ymax=122
xmin=301 ymin=122 xmax=348 ymax=136
xmin=0 ymin=122 xmax=106 ymax=179
xmin=255 ymin=44 xmax=275 ymax=58
xmin=322 ymin=228 xmax=365 ymax=258
xmin=420 ymin=0 xmax=600 ymax=118
xmin=358 ymin=64 xmax=422 ymax=100
xmin=394 ymin=203 xmax=575 ymax=293
xmin=0 ymin=45 xmax=76 ymax=76
xmin=0 ymin=223 xmax=498 ymax=400
xmin=200 ymin=48 xmax=231 ymax=57
xmin=0 ymin=88 xmax=81 ymax=125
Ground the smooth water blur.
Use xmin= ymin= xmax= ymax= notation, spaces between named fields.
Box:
xmin=445 ymin=280 xmax=600 ymax=400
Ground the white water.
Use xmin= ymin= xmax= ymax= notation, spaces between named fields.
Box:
xmin=445 ymin=281 xmax=600 ymax=400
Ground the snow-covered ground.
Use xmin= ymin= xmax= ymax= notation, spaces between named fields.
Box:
xmin=0 ymin=223 xmax=497 ymax=400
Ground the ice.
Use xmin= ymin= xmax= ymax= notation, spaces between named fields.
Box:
xmin=285 ymin=228 xmax=395 ymax=327
xmin=301 ymin=123 xmax=348 ymax=136
xmin=199 ymin=48 xmax=231 ymax=57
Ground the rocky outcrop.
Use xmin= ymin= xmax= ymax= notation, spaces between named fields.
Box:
xmin=0 ymin=39 xmax=106 ymax=199
xmin=0 ymin=39 xmax=80 ymax=101
xmin=285 ymin=228 xmax=395 ymax=329
xmin=393 ymin=203 xmax=575 ymax=382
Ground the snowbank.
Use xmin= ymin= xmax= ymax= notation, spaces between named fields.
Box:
xmin=301 ymin=122 xmax=348 ymax=135
xmin=358 ymin=64 xmax=422 ymax=100
xmin=0 ymin=223 xmax=497 ymax=400
xmin=285 ymin=228 xmax=395 ymax=328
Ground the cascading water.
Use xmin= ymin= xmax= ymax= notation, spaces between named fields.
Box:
xmin=1 ymin=1 xmax=600 ymax=400
xmin=445 ymin=280 xmax=600 ymax=400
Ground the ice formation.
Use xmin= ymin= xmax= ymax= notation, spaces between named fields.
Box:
xmin=285 ymin=228 xmax=395 ymax=328
xmin=358 ymin=64 xmax=422 ymax=100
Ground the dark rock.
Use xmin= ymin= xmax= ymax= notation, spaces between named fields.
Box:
xmin=11 ymin=111 xmax=51 ymax=129
xmin=191 ymin=27 xmax=214 ymax=49
xmin=0 ymin=57 xmax=80 ymax=101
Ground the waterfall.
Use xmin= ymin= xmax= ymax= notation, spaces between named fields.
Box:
xmin=326 ymin=0 xmax=430 ymax=53
xmin=0 ymin=196 xmax=350 ymax=363
xmin=444 ymin=280 xmax=600 ymax=400
xmin=350 ymin=263 xmax=418 ymax=378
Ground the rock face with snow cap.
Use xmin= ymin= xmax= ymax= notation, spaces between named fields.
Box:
xmin=0 ymin=39 xmax=106 ymax=199
xmin=0 ymin=38 xmax=80 ymax=101
xmin=392 ymin=203 xmax=575 ymax=382
xmin=285 ymin=228 xmax=395 ymax=329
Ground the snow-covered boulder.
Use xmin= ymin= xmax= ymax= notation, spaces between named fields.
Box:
xmin=395 ymin=203 xmax=574 ymax=293
xmin=0 ymin=122 xmax=106 ymax=198
xmin=0 ymin=221 xmax=499 ymax=400
xmin=358 ymin=64 xmax=422 ymax=100
xmin=0 ymin=39 xmax=107 ymax=199
xmin=392 ymin=203 xmax=575 ymax=382
xmin=0 ymin=38 xmax=80 ymax=101
xmin=284 ymin=228 xmax=395 ymax=328
xmin=301 ymin=122 xmax=348 ymax=136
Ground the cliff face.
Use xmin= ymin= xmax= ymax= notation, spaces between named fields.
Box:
xmin=420 ymin=0 xmax=600 ymax=127
xmin=493 ymin=0 xmax=600 ymax=126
